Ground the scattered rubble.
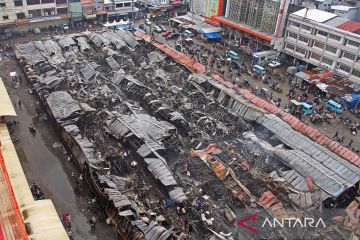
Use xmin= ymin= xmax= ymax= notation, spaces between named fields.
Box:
xmin=14 ymin=29 xmax=360 ymax=240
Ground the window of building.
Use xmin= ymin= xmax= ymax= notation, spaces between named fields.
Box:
xmin=291 ymin=21 xmax=300 ymax=27
xmin=285 ymin=43 xmax=295 ymax=51
xmin=342 ymin=51 xmax=355 ymax=60
xmin=2 ymin=15 xmax=9 ymax=19
xmin=329 ymin=33 xmax=341 ymax=41
xmin=352 ymin=69 xmax=360 ymax=78
xmin=338 ymin=64 xmax=351 ymax=73
xmin=296 ymin=47 xmax=306 ymax=55
xmin=0 ymin=2 xmax=6 ymax=6
xmin=28 ymin=9 xmax=41 ymax=17
xmin=16 ymin=12 xmax=25 ymax=19
xmin=317 ymin=30 xmax=328 ymax=37
xmin=43 ymin=8 xmax=55 ymax=15
xmin=56 ymin=0 xmax=67 ymax=3
xmin=26 ymin=0 xmax=40 ymax=5
xmin=124 ymin=2 xmax=131 ymax=6
xmin=325 ymin=45 xmax=337 ymax=54
xmin=346 ymin=39 xmax=360 ymax=47
xmin=301 ymin=24 xmax=312 ymax=32
xmin=287 ymin=31 xmax=297 ymax=39
xmin=14 ymin=0 xmax=23 ymax=6
xmin=314 ymin=41 xmax=324 ymax=49
xmin=57 ymin=7 xmax=68 ymax=14
xmin=298 ymin=35 xmax=309 ymax=43
xmin=310 ymin=52 xmax=321 ymax=61
xmin=322 ymin=57 xmax=333 ymax=66
xmin=115 ymin=3 xmax=123 ymax=7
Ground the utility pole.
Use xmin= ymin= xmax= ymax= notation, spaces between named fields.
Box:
xmin=131 ymin=0 xmax=134 ymax=29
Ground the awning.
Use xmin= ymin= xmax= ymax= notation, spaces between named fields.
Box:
xmin=0 ymin=77 xmax=16 ymax=116
xmin=84 ymin=14 xmax=96 ymax=19
xmin=204 ymin=32 xmax=222 ymax=39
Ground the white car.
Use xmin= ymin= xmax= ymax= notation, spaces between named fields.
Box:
xmin=144 ymin=19 xmax=152 ymax=26
xmin=268 ymin=61 xmax=281 ymax=68
xmin=153 ymin=26 xmax=162 ymax=33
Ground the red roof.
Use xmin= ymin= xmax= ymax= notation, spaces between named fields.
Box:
xmin=337 ymin=20 xmax=360 ymax=34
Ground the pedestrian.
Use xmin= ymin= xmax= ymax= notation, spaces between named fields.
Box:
xmin=188 ymin=223 xmax=193 ymax=234
xmin=67 ymin=229 xmax=73 ymax=237
xmin=184 ymin=218 xmax=189 ymax=230
xmin=18 ymin=100 xmax=21 ymax=107
xmin=333 ymin=131 xmax=338 ymax=139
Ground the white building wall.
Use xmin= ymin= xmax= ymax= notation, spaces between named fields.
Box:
xmin=282 ymin=14 xmax=360 ymax=84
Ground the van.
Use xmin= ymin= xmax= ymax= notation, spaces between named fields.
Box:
xmin=227 ymin=50 xmax=239 ymax=60
xmin=253 ymin=64 xmax=266 ymax=75
xmin=183 ymin=30 xmax=194 ymax=38
xmin=300 ymin=102 xmax=313 ymax=115
xmin=326 ymin=100 xmax=342 ymax=113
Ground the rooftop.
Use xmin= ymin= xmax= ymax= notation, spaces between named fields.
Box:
xmin=293 ymin=8 xmax=337 ymax=23
xmin=331 ymin=5 xmax=358 ymax=11
xmin=292 ymin=8 xmax=360 ymax=35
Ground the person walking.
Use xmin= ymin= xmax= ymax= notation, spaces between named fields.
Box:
xmin=18 ymin=100 xmax=22 ymax=108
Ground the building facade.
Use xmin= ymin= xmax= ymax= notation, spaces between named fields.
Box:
xmin=283 ymin=8 xmax=360 ymax=84
xmin=136 ymin=0 xmax=187 ymax=18
xmin=211 ymin=0 xmax=291 ymax=51
xmin=191 ymin=0 xmax=222 ymax=17
xmin=0 ymin=0 xmax=70 ymax=30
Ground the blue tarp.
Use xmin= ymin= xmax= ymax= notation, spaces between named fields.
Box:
xmin=204 ymin=32 xmax=222 ymax=39
xmin=341 ymin=93 xmax=360 ymax=109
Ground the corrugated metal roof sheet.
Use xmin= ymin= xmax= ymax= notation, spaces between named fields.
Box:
xmin=274 ymin=149 xmax=353 ymax=197
xmin=292 ymin=8 xmax=337 ymax=23
xmin=46 ymin=91 xmax=82 ymax=122
xmin=337 ymin=20 xmax=360 ymax=34
xmin=323 ymin=17 xmax=349 ymax=28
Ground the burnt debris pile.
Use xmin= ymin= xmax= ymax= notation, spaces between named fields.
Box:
xmin=14 ymin=30 xmax=360 ymax=240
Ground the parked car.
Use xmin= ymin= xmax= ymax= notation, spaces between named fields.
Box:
xmin=162 ymin=30 xmax=172 ymax=37
xmin=167 ymin=33 xmax=180 ymax=39
xmin=159 ymin=25 xmax=167 ymax=32
xmin=183 ymin=30 xmax=194 ymax=38
xmin=144 ymin=19 xmax=152 ymax=26
xmin=154 ymin=25 xmax=162 ymax=33
xmin=268 ymin=61 xmax=281 ymax=68
xmin=214 ymin=53 xmax=225 ymax=64
xmin=226 ymin=50 xmax=239 ymax=61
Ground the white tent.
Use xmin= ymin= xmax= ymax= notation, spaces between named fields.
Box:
xmin=103 ymin=19 xmax=130 ymax=27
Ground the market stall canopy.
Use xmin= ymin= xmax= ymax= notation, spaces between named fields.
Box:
xmin=103 ymin=19 xmax=130 ymax=27
xmin=0 ymin=77 xmax=16 ymax=116
xmin=203 ymin=32 xmax=222 ymax=39
xmin=341 ymin=93 xmax=360 ymax=109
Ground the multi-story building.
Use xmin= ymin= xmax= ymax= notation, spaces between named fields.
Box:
xmin=331 ymin=5 xmax=360 ymax=22
xmin=191 ymin=0 xmax=222 ymax=17
xmin=210 ymin=0 xmax=292 ymax=51
xmin=137 ymin=0 xmax=187 ymax=18
xmin=0 ymin=0 xmax=71 ymax=31
xmin=283 ymin=8 xmax=360 ymax=84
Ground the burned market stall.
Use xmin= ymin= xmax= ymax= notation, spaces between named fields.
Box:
xmin=14 ymin=29 xmax=360 ymax=240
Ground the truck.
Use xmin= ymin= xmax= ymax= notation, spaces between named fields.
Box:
xmin=252 ymin=50 xmax=278 ymax=66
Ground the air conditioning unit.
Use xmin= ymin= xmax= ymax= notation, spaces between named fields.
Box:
xmin=29 ymin=13 xmax=33 ymax=18
xmin=51 ymin=11 xmax=54 ymax=15
xmin=41 ymin=12 xmax=45 ymax=16
xmin=44 ymin=12 xmax=48 ymax=16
